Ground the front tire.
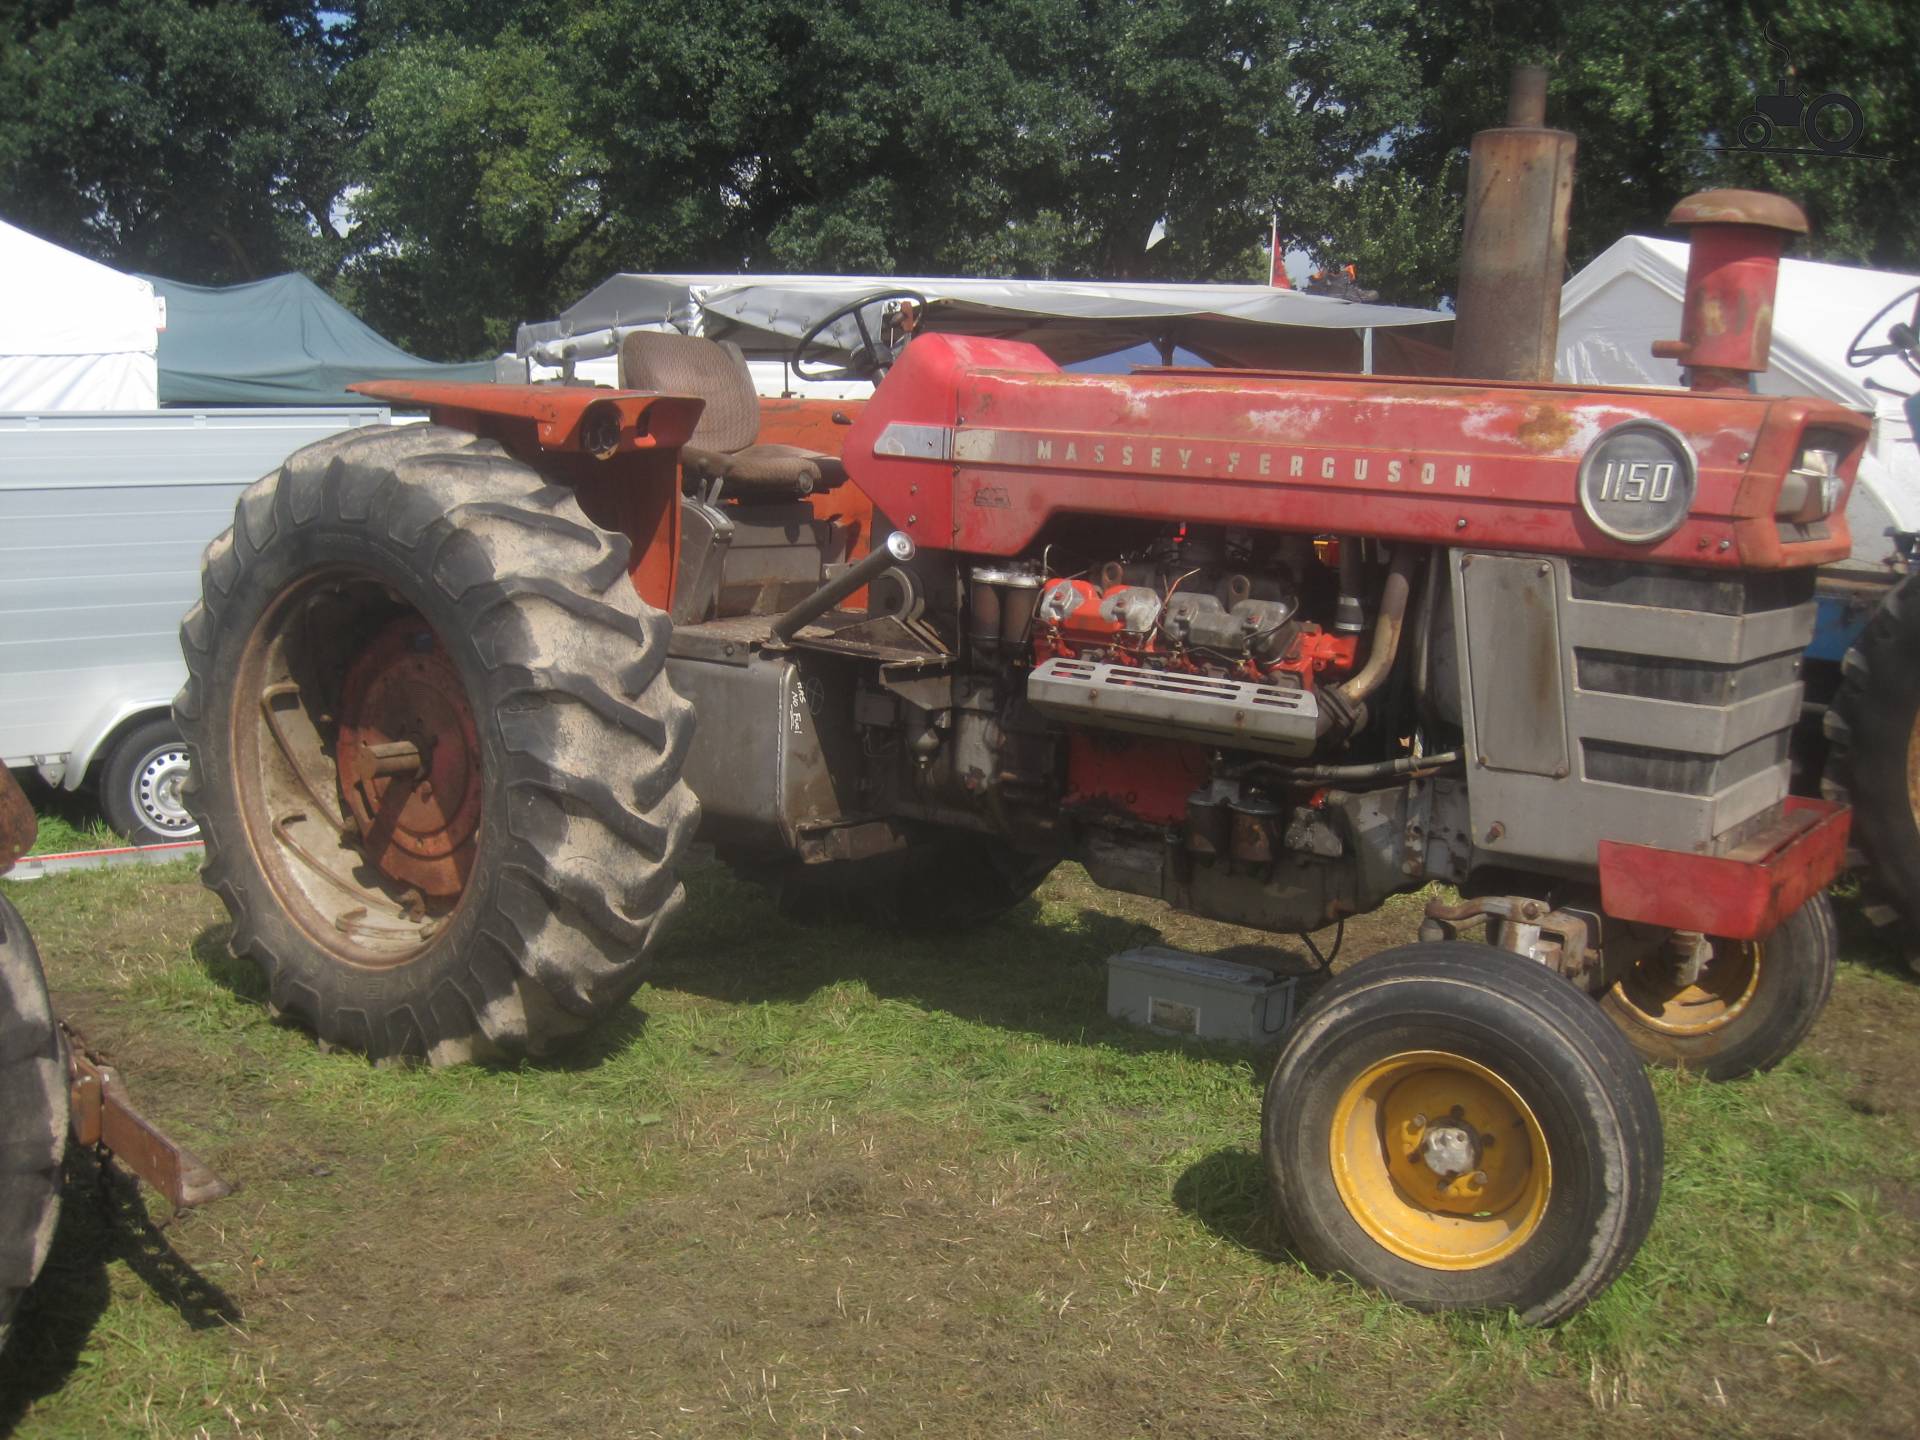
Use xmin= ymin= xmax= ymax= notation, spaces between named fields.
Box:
xmin=0 ymin=892 xmax=67 ymax=1355
xmin=1263 ymin=942 xmax=1663 ymax=1324
xmin=1600 ymin=894 xmax=1836 ymax=1081
xmin=177 ymin=424 xmax=698 ymax=1064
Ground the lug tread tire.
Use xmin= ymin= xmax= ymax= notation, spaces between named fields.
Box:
xmin=0 ymin=893 xmax=67 ymax=1354
xmin=1825 ymin=572 xmax=1920 ymax=927
xmin=1263 ymin=942 xmax=1663 ymax=1325
xmin=177 ymin=425 xmax=698 ymax=1064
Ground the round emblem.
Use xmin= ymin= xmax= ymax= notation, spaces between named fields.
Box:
xmin=1577 ymin=420 xmax=1697 ymax=544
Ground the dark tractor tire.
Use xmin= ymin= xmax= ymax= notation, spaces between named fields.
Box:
xmin=766 ymin=832 xmax=1056 ymax=931
xmin=0 ymin=892 xmax=68 ymax=1355
xmin=175 ymin=424 xmax=699 ymax=1065
xmin=99 ymin=715 xmax=200 ymax=846
xmin=1825 ymin=573 xmax=1920 ymax=931
xmin=1600 ymin=893 xmax=1837 ymax=1082
xmin=1262 ymin=941 xmax=1663 ymax=1325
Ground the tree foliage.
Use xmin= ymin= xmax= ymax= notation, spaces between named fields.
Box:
xmin=0 ymin=0 xmax=353 ymax=281
xmin=1 ymin=0 xmax=1916 ymax=359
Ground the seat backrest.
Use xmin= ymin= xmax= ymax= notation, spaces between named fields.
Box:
xmin=618 ymin=332 xmax=760 ymax=454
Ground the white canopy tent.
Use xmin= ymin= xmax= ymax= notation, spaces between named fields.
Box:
xmin=1559 ymin=236 xmax=1920 ymax=573
xmin=0 ymin=219 xmax=161 ymax=411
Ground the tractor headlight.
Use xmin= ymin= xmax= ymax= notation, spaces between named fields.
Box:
xmin=1777 ymin=446 xmax=1842 ymax=520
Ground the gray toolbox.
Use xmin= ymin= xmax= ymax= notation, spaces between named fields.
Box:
xmin=1106 ymin=946 xmax=1303 ymax=1046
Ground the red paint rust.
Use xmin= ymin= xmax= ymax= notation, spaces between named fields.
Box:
xmin=335 ymin=617 xmax=483 ymax=899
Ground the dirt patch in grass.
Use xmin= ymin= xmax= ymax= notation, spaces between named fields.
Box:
xmin=3 ymin=857 xmax=1919 ymax=1438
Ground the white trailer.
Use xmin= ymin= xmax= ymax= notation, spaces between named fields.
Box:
xmin=0 ymin=407 xmax=389 ymax=841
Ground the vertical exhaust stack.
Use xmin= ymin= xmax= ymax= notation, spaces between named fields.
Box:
xmin=1452 ymin=66 xmax=1578 ymax=383
xmin=1652 ymin=190 xmax=1808 ymax=392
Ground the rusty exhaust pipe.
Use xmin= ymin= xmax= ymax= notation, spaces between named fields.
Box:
xmin=1452 ymin=66 xmax=1577 ymax=383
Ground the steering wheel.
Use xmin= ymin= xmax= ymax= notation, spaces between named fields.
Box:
xmin=1845 ymin=284 xmax=1920 ymax=378
xmin=791 ymin=289 xmax=929 ymax=383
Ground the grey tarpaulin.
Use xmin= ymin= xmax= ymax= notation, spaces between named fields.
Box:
xmin=146 ymin=273 xmax=496 ymax=406
xmin=518 ymin=275 xmax=1454 ymax=376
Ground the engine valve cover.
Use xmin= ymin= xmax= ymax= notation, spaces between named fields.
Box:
xmin=1161 ymin=592 xmax=1295 ymax=657
xmin=1028 ymin=657 xmax=1319 ymax=757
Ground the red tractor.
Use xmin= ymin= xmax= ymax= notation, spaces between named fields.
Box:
xmin=174 ymin=94 xmax=1862 ymax=1322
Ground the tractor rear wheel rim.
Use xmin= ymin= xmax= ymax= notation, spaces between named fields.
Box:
xmin=1611 ymin=938 xmax=1760 ymax=1037
xmin=1330 ymin=1050 xmax=1551 ymax=1271
xmin=234 ymin=566 xmax=481 ymax=971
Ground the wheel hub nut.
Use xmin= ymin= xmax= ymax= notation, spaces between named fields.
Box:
xmin=1418 ymin=1123 xmax=1478 ymax=1179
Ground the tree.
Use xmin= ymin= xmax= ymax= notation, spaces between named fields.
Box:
xmin=1320 ymin=0 xmax=1920 ymax=307
xmin=0 ymin=0 xmax=354 ymax=282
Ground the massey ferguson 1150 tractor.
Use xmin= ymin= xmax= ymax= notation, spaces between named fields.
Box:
xmin=176 ymin=85 xmax=1862 ymax=1322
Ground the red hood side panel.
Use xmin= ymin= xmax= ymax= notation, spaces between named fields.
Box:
xmin=847 ymin=333 xmax=1869 ymax=570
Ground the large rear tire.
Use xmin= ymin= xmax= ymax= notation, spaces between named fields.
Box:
xmin=1263 ymin=942 xmax=1663 ymax=1324
xmin=176 ymin=424 xmax=698 ymax=1064
xmin=0 ymin=892 xmax=67 ymax=1355
xmin=1825 ymin=573 xmax=1920 ymax=932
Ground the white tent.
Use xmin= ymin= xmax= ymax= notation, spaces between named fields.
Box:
xmin=1559 ymin=236 xmax=1920 ymax=573
xmin=0 ymin=220 xmax=161 ymax=410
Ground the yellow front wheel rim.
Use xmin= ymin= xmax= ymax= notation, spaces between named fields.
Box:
xmin=1611 ymin=939 xmax=1761 ymax=1037
xmin=1330 ymin=1050 xmax=1551 ymax=1271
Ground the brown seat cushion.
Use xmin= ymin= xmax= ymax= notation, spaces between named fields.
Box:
xmin=618 ymin=331 xmax=761 ymax=453
xmin=682 ymin=443 xmax=847 ymax=500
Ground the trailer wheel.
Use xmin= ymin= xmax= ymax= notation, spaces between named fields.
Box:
xmin=1263 ymin=941 xmax=1662 ymax=1324
xmin=0 ymin=892 xmax=68 ymax=1354
xmin=1825 ymin=573 xmax=1920 ymax=932
xmin=1600 ymin=894 xmax=1836 ymax=1081
xmin=767 ymin=833 xmax=1056 ymax=930
xmin=176 ymin=424 xmax=698 ymax=1064
xmin=100 ymin=716 xmax=200 ymax=846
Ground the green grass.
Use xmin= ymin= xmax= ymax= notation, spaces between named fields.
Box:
xmin=14 ymin=776 xmax=123 ymax=854
xmin=2 ymin=846 xmax=1918 ymax=1438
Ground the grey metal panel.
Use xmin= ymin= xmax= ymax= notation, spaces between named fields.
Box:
xmin=1459 ymin=555 xmax=1568 ymax=777
xmin=666 ymin=648 xmax=858 ymax=852
xmin=1573 ymin=684 xmax=1803 ymax=755
xmin=1028 ymin=657 xmax=1319 ymax=757
xmin=1558 ymin=597 xmax=1816 ymax=663
xmin=1451 ymin=550 xmax=1805 ymax=871
xmin=0 ymin=407 xmax=387 ymax=771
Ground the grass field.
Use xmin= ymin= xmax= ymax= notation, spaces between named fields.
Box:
xmin=2 ymin=840 xmax=1918 ymax=1438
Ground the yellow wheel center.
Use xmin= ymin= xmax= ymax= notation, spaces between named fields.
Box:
xmin=1611 ymin=939 xmax=1760 ymax=1036
xmin=1330 ymin=1050 xmax=1551 ymax=1271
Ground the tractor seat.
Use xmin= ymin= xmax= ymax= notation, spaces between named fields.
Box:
xmin=618 ymin=331 xmax=846 ymax=501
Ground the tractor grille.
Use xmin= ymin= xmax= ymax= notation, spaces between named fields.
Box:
xmin=1455 ymin=554 xmax=1815 ymax=869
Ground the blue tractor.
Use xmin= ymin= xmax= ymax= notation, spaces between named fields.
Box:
xmin=1811 ymin=289 xmax=1920 ymax=952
